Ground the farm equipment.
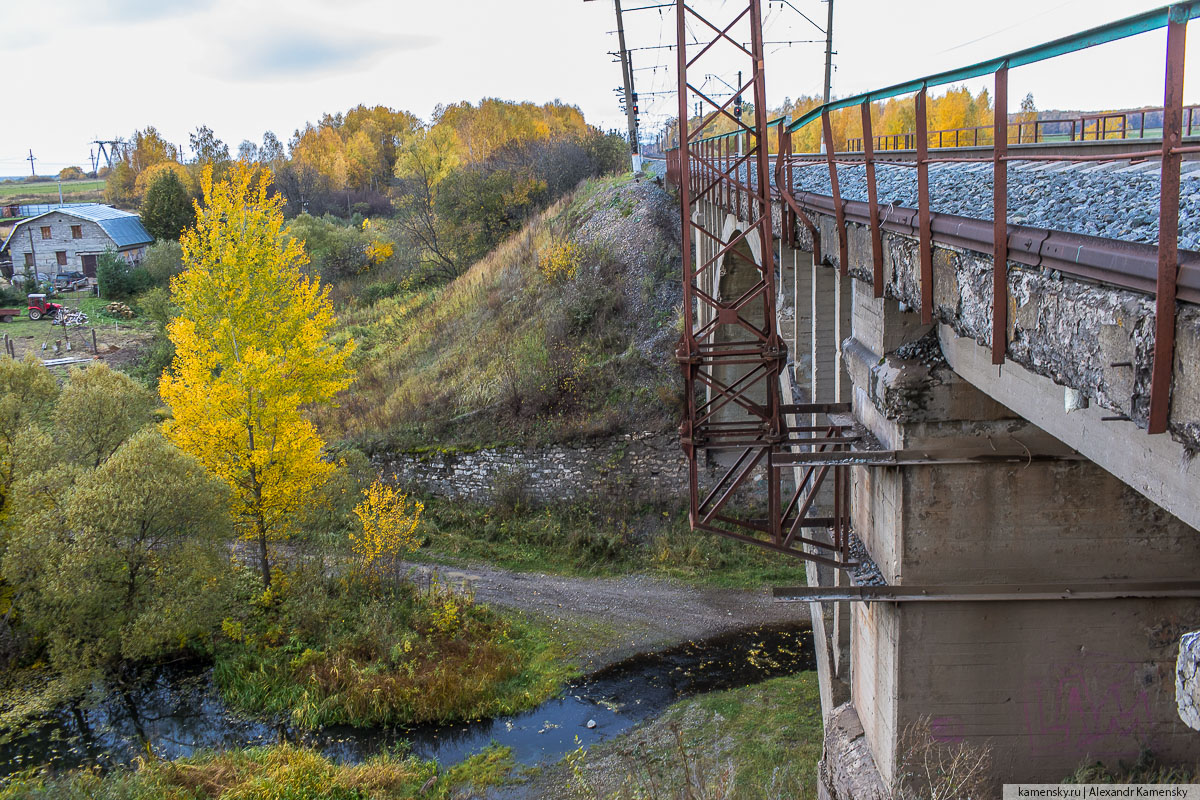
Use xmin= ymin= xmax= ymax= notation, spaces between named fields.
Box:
xmin=0 ymin=309 xmax=18 ymax=323
xmin=26 ymin=294 xmax=62 ymax=321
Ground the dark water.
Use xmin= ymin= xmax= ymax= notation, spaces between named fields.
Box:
xmin=0 ymin=624 xmax=813 ymax=777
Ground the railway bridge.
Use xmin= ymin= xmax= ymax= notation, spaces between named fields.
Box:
xmin=660 ymin=2 xmax=1200 ymax=793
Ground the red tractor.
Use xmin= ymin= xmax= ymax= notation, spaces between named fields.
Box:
xmin=27 ymin=294 xmax=62 ymax=321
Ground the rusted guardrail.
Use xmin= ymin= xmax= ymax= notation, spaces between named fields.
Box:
xmin=845 ymin=104 xmax=1200 ymax=151
xmin=672 ymin=2 xmax=1199 ymax=436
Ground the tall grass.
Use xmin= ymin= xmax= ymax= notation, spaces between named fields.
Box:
xmin=0 ymin=742 xmax=515 ymax=799
xmin=567 ymin=672 xmax=824 ymax=799
xmin=214 ymin=572 xmax=570 ymax=728
xmin=320 ymin=173 xmax=679 ymax=451
xmin=419 ymin=498 xmax=807 ymax=589
xmin=1066 ymin=750 xmax=1197 ymax=784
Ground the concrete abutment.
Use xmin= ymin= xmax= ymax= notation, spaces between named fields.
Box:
xmin=847 ymin=284 xmax=1200 ymax=787
xmin=688 ymin=195 xmax=1200 ymax=791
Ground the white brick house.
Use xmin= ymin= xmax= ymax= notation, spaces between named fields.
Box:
xmin=1 ymin=204 xmax=153 ymax=280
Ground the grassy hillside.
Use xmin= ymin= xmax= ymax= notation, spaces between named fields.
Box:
xmin=323 ymin=173 xmax=683 ymax=451
xmin=551 ymin=672 xmax=823 ymax=799
xmin=0 ymin=179 xmax=105 ymax=205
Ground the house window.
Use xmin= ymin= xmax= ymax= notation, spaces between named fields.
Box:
xmin=71 ymin=225 xmax=82 ymax=239
xmin=56 ymin=251 xmax=67 ymax=267
xmin=24 ymin=252 xmax=34 ymax=267
xmin=40 ymin=226 xmax=51 ymax=240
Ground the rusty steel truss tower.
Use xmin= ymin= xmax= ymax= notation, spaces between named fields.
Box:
xmin=671 ymin=0 xmax=854 ymax=569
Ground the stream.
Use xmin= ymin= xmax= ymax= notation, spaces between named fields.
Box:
xmin=0 ymin=623 xmax=813 ymax=778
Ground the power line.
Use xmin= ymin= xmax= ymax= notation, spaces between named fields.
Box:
xmin=936 ymin=0 xmax=1081 ymax=55
xmin=611 ymin=39 xmax=820 ymax=54
xmin=766 ymin=0 xmax=826 ymax=35
xmin=618 ymin=2 xmax=674 ymax=11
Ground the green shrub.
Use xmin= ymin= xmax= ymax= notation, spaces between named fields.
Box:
xmin=362 ymin=280 xmax=402 ymax=304
xmin=96 ymin=249 xmax=151 ymax=300
xmin=213 ymin=570 xmax=568 ymax=728
xmin=141 ymin=240 xmax=185 ymax=288
xmin=0 ymin=283 xmax=25 ymax=306
xmin=134 ymin=287 xmax=175 ymax=328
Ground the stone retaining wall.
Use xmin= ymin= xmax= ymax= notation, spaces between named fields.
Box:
xmin=372 ymin=432 xmax=693 ymax=505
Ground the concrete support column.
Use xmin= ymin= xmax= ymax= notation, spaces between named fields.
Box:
xmin=792 ymin=247 xmax=814 ymax=399
xmin=834 ymin=270 xmax=852 ymax=403
xmin=811 ymin=261 xmax=840 ymax=405
xmin=844 ymin=288 xmax=1200 ymax=788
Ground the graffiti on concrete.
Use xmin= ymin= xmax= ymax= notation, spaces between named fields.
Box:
xmin=1024 ymin=656 xmax=1153 ymax=760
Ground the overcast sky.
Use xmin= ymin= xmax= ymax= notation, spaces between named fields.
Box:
xmin=1 ymin=0 xmax=1193 ymax=175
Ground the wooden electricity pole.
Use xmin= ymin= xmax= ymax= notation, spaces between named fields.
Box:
xmin=614 ymin=0 xmax=641 ymax=171
xmin=823 ymin=0 xmax=835 ymax=104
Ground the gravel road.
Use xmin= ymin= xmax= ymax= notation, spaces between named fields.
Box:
xmin=403 ymin=561 xmax=808 ymax=671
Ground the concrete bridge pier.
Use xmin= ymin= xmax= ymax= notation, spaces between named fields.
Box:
xmin=682 ymin=192 xmax=1200 ymax=790
xmin=822 ymin=284 xmax=1200 ymax=794
xmin=772 ymin=226 xmax=856 ymax=715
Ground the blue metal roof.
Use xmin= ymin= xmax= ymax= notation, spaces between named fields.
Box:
xmin=57 ymin=204 xmax=154 ymax=248
xmin=92 ymin=215 xmax=154 ymax=248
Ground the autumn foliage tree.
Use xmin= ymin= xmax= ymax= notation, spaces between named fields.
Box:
xmin=350 ymin=481 xmax=423 ymax=578
xmin=392 ymin=101 xmax=626 ymax=282
xmin=104 ymin=126 xmax=181 ymax=207
xmin=161 ymin=163 xmax=355 ymax=588
xmin=665 ymin=86 xmax=999 ymax=155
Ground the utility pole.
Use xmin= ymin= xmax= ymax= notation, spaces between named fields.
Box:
xmin=26 ymin=225 xmax=37 ymax=283
xmin=736 ymin=69 xmax=744 ymax=157
xmin=26 ymin=149 xmax=36 ymax=178
xmin=613 ymin=0 xmax=642 ymax=172
xmin=823 ymin=0 xmax=835 ymax=104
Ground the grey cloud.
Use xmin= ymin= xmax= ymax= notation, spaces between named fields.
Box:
xmin=216 ymin=28 xmax=437 ymax=80
xmin=74 ymin=0 xmax=217 ymax=22
xmin=1 ymin=0 xmax=213 ymax=50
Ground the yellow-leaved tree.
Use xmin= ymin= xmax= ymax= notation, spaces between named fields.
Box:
xmin=161 ymin=163 xmax=355 ymax=588
xmin=350 ymin=481 xmax=423 ymax=578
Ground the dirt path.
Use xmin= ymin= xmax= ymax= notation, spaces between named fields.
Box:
xmin=403 ymin=561 xmax=809 ymax=671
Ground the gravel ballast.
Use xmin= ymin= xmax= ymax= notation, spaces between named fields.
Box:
xmin=786 ymin=159 xmax=1200 ymax=250
xmin=646 ymin=157 xmax=1200 ymax=249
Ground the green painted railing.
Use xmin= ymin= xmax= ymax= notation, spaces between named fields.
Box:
xmin=787 ymin=2 xmax=1200 ymax=133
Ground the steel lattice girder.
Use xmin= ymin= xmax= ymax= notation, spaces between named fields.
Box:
xmin=672 ymin=0 xmax=853 ymax=569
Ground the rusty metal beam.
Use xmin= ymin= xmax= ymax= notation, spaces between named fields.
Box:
xmin=1150 ymin=10 xmax=1188 ymax=434
xmin=992 ymin=64 xmax=1009 ymax=365
xmin=781 ymin=190 xmax=1200 ymax=306
xmin=915 ymin=86 xmax=934 ymax=325
xmin=672 ymin=0 xmax=852 ymax=569
xmin=860 ymin=99 xmax=884 ymax=296
xmin=770 ymin=446 xmax=1083 ymax=467
xmin=821 ymin=109 xmax=849 ymax=274
xmin=773 ymin=581 xmax=1200 ymax=603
